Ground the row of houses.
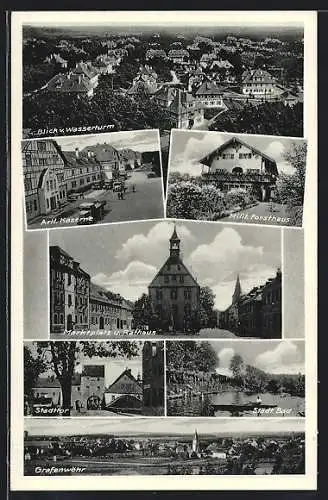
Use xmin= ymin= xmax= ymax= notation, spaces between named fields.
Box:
xmin=127 ymin=65 xmax=299 ymax=125
xmin=50 ymin=245 xmax=134 ymax=334
xmin=218 ymin=269 xmax=282 ymax=338
xmin=36 ymin=47 xmax=301 ymax=134
xmin=22 ymin=138 xmax=142 ymax=222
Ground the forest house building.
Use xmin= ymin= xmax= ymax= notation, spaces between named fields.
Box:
xmin=199 ymin=136 xmax=278 ymax=202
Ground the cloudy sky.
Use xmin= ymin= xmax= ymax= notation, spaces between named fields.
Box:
xmin=168 ymin=130 xmax=307 ymax=177
xmin=25 ymin=416 xmax=304 ymax=437
xmin=168 ymin=340 xmax=304 ymax=376
xmin=25 ymin=341 xmax=145 ymax=388
xmin=54 ymin=129 xmax=160 ymax=152
xmin=49 ymin=220 xmax=281 ymax=311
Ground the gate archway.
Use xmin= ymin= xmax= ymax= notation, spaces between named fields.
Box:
xmin=87 ymin=395 xmax=101 ymax=410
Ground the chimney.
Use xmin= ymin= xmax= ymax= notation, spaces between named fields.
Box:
xmin=75 ymin=148 xmax=79 ymax=159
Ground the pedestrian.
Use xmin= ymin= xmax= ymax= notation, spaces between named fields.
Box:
xmin=132 ymin=184 xmax=135 ymax=193
xmin=256 ymin=395 xmax=262 ymax=405
xmin=121 ymin=189 xmax=124 ymax=200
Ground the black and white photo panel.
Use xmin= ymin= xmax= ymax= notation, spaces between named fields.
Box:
xmin=21 ymin=19 xmax=304 ymax=141
xmin=166 ymin=340 xmax=305 ymax=418
xmin=166 ymin=130 xmax=307 ymax=228
xmin=24 ymin=340 xmax=164 ymax=417
xmin=23 ymin=417 xmax=305 ymax=476
xmin=22 ymin=130 xmax=164 ymax=230
xmin=43 ymin=220 xmax=290 ymax=340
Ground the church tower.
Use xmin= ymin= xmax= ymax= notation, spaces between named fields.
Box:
xmin=169 ymin=225 xmax=180 ymax=260
xmin=232 ymin=274 xmax=242 ymax=304
xmin=192 ymin=428 xmax=200 ymax=453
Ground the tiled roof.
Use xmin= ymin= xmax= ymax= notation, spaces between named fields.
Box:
xmin=138 ymin=66 xmax=157 ymax=78
xmin=34 ymin=374 xmax=81 ymax=388
xmin=90 ymin=282 xmax=123 ymax=305
xmin=81 ymin=143 xmax=119 ymax=163
xmin=105 ymin=369 xmax=142 ymax=394
xmin=153 ymin=85 xmax=176 ymax=102
xmin=45 ymin=73 xmax=94 ymax=93
xmin=200 ymin=53 xmax=216 ymax=62
xmin=82 ymin=365 xmax=105 ymax=378
xmin=168 ymin=90 xmax=196 ymax=113
xmin=199 ymin=136 xmax=277 ymax=169
xmin=61 ymin=150 xmax=101 ymax=168
xmin=242 ymin=69 xmax=276 ymax=84
xmin=210 ymin=59 xmax=233 ymax=69
xmin=149 ymin=255 xmax=199 ymax=288
xmin=127 ymin=80 xmax=158 ymax=95
xmin=196 ymin=80 xmax=223 ymax=96
xmin=168 ymin=49 xmax=189 ymax=58
xmin=73 ymin=62 xmax=99 ymax=79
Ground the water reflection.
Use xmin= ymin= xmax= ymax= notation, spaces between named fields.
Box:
xmin=167 ymin=391 xmax=305 ymax=417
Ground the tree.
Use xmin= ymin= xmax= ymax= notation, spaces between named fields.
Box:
xmin=166 ymin=341 xmax=218 ymax=373
xmin=24 ymin=345 xmax=47 ymax=399
xmin=230 ymin=354 xmax=244 ymax=382
xmin=274 ymin=141 xmax=307 ymax=210
xmin=266 ymin=378 xmax=280 ymax=394
xmin=132 ymin=293 xmax=160 ymax=329
xmin=199 ymin=286 xmax=216 ymax=328
xmin=244 ymin=364 xmax=267 ymax=393
xmin=30 ymin=341 xmax=139 ymax=412
xmin=197 ymin=341 xmax=219 ymax=372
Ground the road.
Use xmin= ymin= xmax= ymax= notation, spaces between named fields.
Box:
xmin=198 ymin=329 xmax=239 ymax=338
xmin=28 ymin=171 xmax=164 ymax=229
xmin=100 ymin=171 xmax=164 ymax=223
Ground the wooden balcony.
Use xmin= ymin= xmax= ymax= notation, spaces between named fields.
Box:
xmin=201 ymin=171 xmax=276 ymax=184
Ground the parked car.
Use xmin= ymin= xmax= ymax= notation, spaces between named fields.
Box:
xmin=77 ymin=200 xmax=106 ymax=224
xmin=31 ymin=397 xmax=53 ymax=409
xmin=67 ymin=192 xmax=84 ymax=202
xmin=113 ymin=181 xmax=127 ymax=192
xmin=92 ymin=182 xmax=103 ymax=190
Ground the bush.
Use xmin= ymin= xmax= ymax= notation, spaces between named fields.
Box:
xmin=167 ymin=180 xmax=259 ymax=220
xmin=225 ymin=187 xmax=253 ymax=210
xmin=198 ymin=184 xmax=226 ymax=219
xmin=166 ymin=181 xmax=203 ymax=219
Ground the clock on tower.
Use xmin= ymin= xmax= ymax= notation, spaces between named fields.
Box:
xmin=169 ymin=225 xmax=180 ymax=258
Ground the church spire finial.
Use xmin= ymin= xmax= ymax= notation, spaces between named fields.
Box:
xmin=232 ymin=273 xmax=242 ymax=304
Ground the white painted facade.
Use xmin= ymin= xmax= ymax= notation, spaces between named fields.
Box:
xmin=207 ymin=144 xmax=265 ymax=174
